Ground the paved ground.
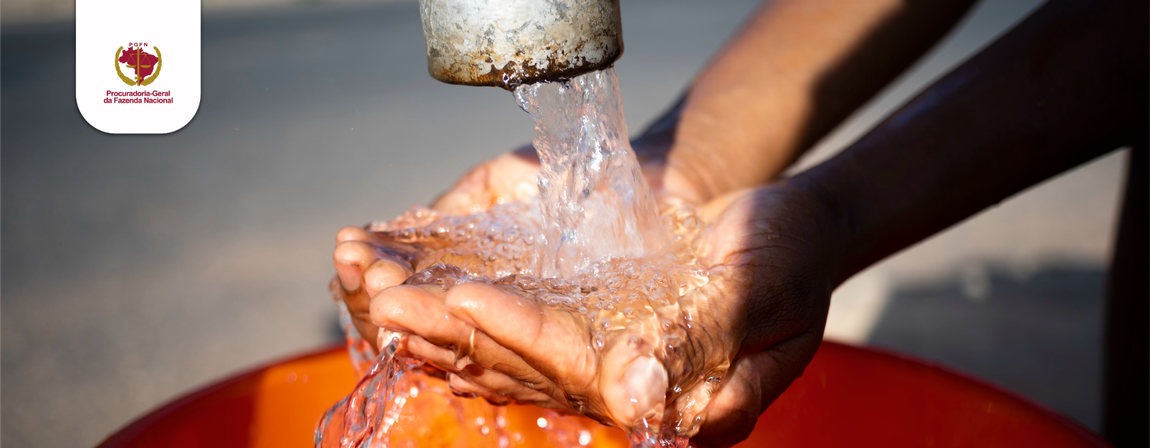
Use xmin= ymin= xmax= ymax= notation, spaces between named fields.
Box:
xmin=1 ymin=0 xmax=398 ymax=26
xmin=1 ymin=0 xmax=1123 ymax=446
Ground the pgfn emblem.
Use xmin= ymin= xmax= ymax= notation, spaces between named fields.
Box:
xmin=115 ymin=45 xmax=162 ymax=86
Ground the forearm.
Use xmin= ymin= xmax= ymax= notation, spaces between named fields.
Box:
xmin=791 ymin=0 xmax=1148 ymax=285
xmin=645 ymin=0 xmax=977 ymax=203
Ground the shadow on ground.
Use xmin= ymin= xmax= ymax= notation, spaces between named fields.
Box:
xmin=868 ymin=262 xmax=1105 ymax=431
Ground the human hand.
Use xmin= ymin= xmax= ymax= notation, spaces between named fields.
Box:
xmin=368 ymin=185 xmax=841 ymax=446
xmin=427 ymin=145 xmax=542 ymax=215
xmin=674 ymin=186 xmax=840 ymax=447
xmin=328 ymin=145 xmax=541 ymax=349
xmin=330 ymin=133 xmax=710 ymax=352
xmin=429 ymin=135 xmax=695 ymax=213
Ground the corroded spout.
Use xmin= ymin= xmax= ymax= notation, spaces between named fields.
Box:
xmin=417 ymin=0 xmax=623 ymax=90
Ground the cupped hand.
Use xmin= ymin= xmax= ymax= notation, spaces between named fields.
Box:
xmin=429 ymin=135 xmax=700 ymax=212
xmin=331 ymin=134 xmax=701 ymax=351
xmin=369 ymin=185 xmax=843 ymax=446
xmin=331 ymin=145 xmax=540 ymax=349
xmin=427 ymin=146 xmax=542 ymax=215
xmin=677 ymin=185 xmax=840 ymax=447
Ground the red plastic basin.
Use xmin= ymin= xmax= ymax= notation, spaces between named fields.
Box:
xmin=97 ymin=341 xmax=1109 ymax=447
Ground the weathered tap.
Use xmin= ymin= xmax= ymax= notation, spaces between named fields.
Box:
xmin=417 ymin=0 xmax=623 ymax=89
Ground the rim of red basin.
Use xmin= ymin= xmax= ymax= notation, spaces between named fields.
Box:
xmin=94 ymin=341 xmax=1112 ymax=448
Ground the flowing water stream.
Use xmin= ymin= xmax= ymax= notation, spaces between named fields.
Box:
xmin=316 ymin=68 xmax=727 ymax=448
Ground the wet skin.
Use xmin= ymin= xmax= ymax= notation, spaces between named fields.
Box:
xmin=336 ymin=184 xmax=839 ymax=444
xmin=330 ymin=0 xmax=983 ymax=442
xmin=333 ymin=141 xmax=680 ymax=352
xmin=331 ymin=0 xmax=1145 ymax=445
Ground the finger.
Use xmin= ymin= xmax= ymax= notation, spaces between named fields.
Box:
xmin=404 ymin=322 xmax=545 ymax=383
xmin=405 ymin=335 xmax=459 ymax=372
xmin=376 ymin=285 xmax=564 ymax=398
xmin=335 ymin=227 xmax=416 ymax=288
xmin=363 ymin=256 xmax=413 ymax=298
xmin=445 ymin=283 xmax=601 ymax=416
xmin=408 ymin=333 xmax=564 ymax=408
xmin=431 ymin=173 xmax=487 ymax=214
xmin=336 ymin=225 xmax=374 ymax=245
xmin=430 ymin=151 xmax=540 ymax=214
xmin=482 ymin=150 xmax=541 ymax=203
xmin=370 ymin=285 xmax=473 ymax=344
xmin=684 ymin=354 xmax=764 ymax=448
xmin=340 ymin=225 xmax=415 ymax=252
xmin=334 ymin=240 xmax=379 ymax=293
xmin=598 ymin=334 xmax=667 ymax=429
xmin=447 ymin=373 xmax=510 ymax=404
xmin=334 ymin=241 xmax=386 ymax=346
xmin=335 ymin=241 xmax=402 ymax=338
xmin=444 ymin=283 xmax=589 ymax=382
xmin=691 ymin=333 xmax=820 ymax=447
xmin=457 ymin=363 xmax=563 ymax=407
xmin=446 ymin=369 xmax=519 ymax=406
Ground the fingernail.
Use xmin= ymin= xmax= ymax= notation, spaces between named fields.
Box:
xmin=377 ymin=330 xmax=405 ymax=351
xmin=622 ymin=356 xmax=667 ymax=416
xmin=336 ymin=226 xmax=370 ymax=244
xmin=363 ymin=259 xmax=411 ymax=297
xmin=335 ymin=263 xmax=362 ymax=292
xmin=601 ymin=340 xmax=668 ymax=430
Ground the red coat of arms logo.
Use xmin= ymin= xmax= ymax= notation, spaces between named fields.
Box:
xmin=115 ymin=46 xmax=162 ymax=86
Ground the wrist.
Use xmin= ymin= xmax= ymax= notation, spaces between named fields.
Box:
xmin=786 ymin=170 xmax=856 ymax=287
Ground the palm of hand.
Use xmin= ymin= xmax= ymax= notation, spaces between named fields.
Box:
xmin=357 ymin=185 xmax=836 ymax=446
xmin=331 ymin=148 xmax=540 ymax=346
xmin=428 ymin=147 xmax=541 ymax=215
xmin=334 ymin=141 xmax=675 ymax=345
xmin=682 ymin=186 xmax=836 ymax=446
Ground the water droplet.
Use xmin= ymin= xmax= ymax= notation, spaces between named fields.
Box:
xmin=544 ymin=278 xmax=572 ymax=293
xmin=663 ymin=334 xmax=683 ymax=353
xmin=627 ymin=335 xmax=641 ymax=348
xmin=318 ymin=69 xmax=726 ymax=448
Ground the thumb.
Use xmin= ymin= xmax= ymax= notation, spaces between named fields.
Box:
xmin=691 ymin=334 xmax=820 ymax=447
xmin=599 ymin=334 xmax=668 ymax=431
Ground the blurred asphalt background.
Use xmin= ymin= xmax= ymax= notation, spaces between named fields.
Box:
xmin=1 ymin=0 xmax=1128 ymax=446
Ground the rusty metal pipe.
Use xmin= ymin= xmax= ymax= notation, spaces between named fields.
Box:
xmin=417 ymin=0 xmax=623 ymax=90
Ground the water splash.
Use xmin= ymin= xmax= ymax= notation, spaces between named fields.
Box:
xmin=514 ymin=68 xmax=666 ymax=278
xmin=314 ymin=334 xmax=412 ymax=448
xmin=317 ymin=68 xmax=728 ymax=448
